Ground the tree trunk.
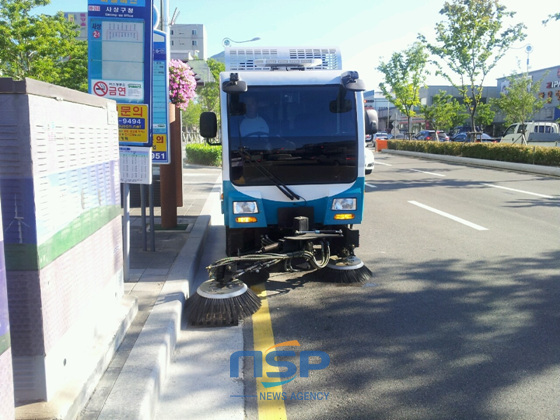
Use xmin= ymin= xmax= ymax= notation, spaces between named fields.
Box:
xmin=160 ymin=104 xmax=180 ymax=229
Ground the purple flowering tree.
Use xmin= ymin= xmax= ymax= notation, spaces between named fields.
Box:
xmin=169 ymin=59 xmax=197 ymax=110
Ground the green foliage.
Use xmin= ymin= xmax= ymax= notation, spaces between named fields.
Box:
xmin=420 ymin=90 xmax=464 ymax=133
xmin=197 ymin=58 xmax=224 ymax=114
xmin=533 ymin=146 xmax=560 ymax=166
xmin=182 ymin=58 xmax=225 ymax=131
xmin=490 ymin=72 xmax=547 ymax=130
xmin=185 ymin=143 xmax=222 ymax=166
xmin=206 ymin=58 xmax=225 ymax=83
xmin=0 ymin=0 xmax=88 ymax=91
xmin=419 ymin=0 xmax=526 ymax=131
xmin=474 ymin=102 xmax=495 ymax=128
xmin=182 ymin=102 xmax=203 ymax=130
xmin=387 ymin=140 xmax=560 ymax=167
xmin=377 ymin=42 xmax=429 ymax=137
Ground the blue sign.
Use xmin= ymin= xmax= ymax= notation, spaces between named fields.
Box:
xmin=119 ymin=117 xmax=146 ymax=130
xmin=88 ymin=0 xmax=153 ymax=146
xmin=151 ymin=28 xmax=170 ymax=164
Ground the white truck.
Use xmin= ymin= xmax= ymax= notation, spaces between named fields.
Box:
xmin=500 ymin=121 xmax=560 ymax=147
xmin=190 ymin=47 xmax=379 ymax=326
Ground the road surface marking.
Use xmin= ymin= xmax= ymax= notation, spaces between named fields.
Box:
xmin=374 ymin=161 xmax=392 ymax=166
xmin=251 ymin=283 xmax=288 ymax=420
xmin=408 ymin=201 xmax=488 ymax=231
xmin=365 ymin=183 xmax=377 ymax=189
xmin=409 ymin=169 xmax=445 ymax=177
xmin=482 ymin=183 xmax=553 ymax=199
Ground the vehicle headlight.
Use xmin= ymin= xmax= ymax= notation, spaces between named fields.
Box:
xmin=233 ymin=201 xmax=258 ymax=214
xmin=332 ymin=198 xmax=356 ymax=211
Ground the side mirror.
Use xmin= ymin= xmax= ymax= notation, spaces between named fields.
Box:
xmin=200 ymin=112 xmax=220 ymax=145
xmin=365 ymin=109 xmax=378 ymax=135
xmin=341 ymin=71 xmax=366 ymax=92
xmin=222 ymin=72 xmax=248 ymax=94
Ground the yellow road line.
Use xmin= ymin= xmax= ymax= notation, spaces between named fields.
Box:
xmin=251 ymin=283 xmax=288 ymax=420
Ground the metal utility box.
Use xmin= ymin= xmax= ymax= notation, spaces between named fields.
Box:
xmin=0 ymin=196 xmax=14 ymax=420
xmin=0 ymin=78 xmax=132 ymax=408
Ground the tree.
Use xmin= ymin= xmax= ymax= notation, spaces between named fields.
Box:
xmin=419 ymin=0 xmax=526 ymax=135
xmin=182 ymin=58 xmax=225 ymax=133
xmin=0 ymin=0 xmax=88 ymax=91
xmin=542 ymin=12 xmax=560 ymax=25
xmin=490 ymin=72 xmax=548 ymax=144
xmin=473 ymin=102 xmax=495 ymax=129
xmin=420 ymin=90 xmax=465 ymax=134
xmin=197 ymin=58 xmax=224 ymax=115
xmin=377 ymin=42 xmax=429 ymax=139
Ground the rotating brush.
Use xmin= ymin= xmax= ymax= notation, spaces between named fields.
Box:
xmin=187 ymin=278 xmax=261 ymax=327
xmin=324 ymin=255 xmax=373 ymax=284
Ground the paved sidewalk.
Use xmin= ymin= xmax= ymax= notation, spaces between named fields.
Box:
xmin=78 ymin=164 xmax=222 ymax=420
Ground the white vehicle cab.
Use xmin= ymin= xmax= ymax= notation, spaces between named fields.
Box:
xmin=500 ymin=121 xmax=560 ymax=146
xmin=200 ymin=46 xmax=379 ymax=257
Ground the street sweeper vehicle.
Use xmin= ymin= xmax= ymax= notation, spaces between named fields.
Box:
xmin=189 ymin=47 xmax=378 ymax=326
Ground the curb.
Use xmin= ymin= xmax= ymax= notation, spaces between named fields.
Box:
xmin=381 ymin=149 xmax=560 ymax=177
xmin=97 ymin=214 xmax=212 ymax=420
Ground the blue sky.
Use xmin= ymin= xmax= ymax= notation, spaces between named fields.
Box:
xmin=36 ymin=0 xmax=559 ymax=90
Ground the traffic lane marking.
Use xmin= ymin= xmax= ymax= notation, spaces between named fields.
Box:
xmin=374 ymin=161 xmax=392 ymax=166
xmin=408 ymin=200 xmax=489 ymax=231
xmin=250 ymin=283 xmax=288 ymax=420
xmin=409 ymin=168 xmax=446 ymax=177
xmin=482 ymin=183 xmax=554 ymax=199
xmin=365 ymin=183 xmax=377 ymax=189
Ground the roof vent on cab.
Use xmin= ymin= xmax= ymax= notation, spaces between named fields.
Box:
xmin=225 ymin=47 xmax=342 ymax=71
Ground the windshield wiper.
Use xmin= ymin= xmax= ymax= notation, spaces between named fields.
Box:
xmin=239 ymin=147 xmax=302 ymax=201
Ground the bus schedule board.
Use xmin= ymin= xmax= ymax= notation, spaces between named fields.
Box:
xmin=88 ymin=0 xmax=153 ymax=146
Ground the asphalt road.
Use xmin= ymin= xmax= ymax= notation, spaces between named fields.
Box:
xmin=245 ymin=154 xmax=560 ymax=420
xmin=159 ymin=154 xmax=560 ymax=420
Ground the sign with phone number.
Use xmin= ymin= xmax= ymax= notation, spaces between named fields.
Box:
xmin=151 ymin=133 xmax=168 ymax=163
xmin=117 ymin=104 xmax=149 ymax=145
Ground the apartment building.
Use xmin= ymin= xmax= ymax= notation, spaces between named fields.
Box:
xmin=169 ymin=24 xmax=207 ymax=61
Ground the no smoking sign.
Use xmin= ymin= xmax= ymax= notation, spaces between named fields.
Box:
xmin=93 ymin=81 xmax=108 ymax=96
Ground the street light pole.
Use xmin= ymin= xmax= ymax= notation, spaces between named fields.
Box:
xmin=222 ymin=37 xmax=261 ymax=47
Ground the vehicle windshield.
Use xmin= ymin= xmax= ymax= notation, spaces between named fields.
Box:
xmin=227 ymin=85 xmax=358 ymax=186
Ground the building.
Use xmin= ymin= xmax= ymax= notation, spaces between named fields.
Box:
xmin=364 ymin=64 xmax=560 ymax=135
xmin=169 ymin=24 xmax=207 ymax=61
xmin=496 ymin=65 xmax=560 ymax=123
xmin=64 ymin=12 xmax=88 ymax=41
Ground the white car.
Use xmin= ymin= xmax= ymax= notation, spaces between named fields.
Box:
xmin=370 ymin=132 xmax=389 ymax=147
xmin=364 ymin=146 xmax=374 ymax=174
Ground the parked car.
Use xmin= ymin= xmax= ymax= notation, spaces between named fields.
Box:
xmin=439 ymin=132 xmax=450 ymax=141
xmin=450 ymin=126 xmax=481 ymax=138
xmin=368 ymin=131 xmax=388 ymax=147
xmin=414 ymin=130 xmax=449 ymax=141
xmin=364 ymin=145 xmax=374 ymax=174
xmin=451 ymin=132 xmax=499 ymax=143
xmin=500 ymin=121 xmax=560 ymax=146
